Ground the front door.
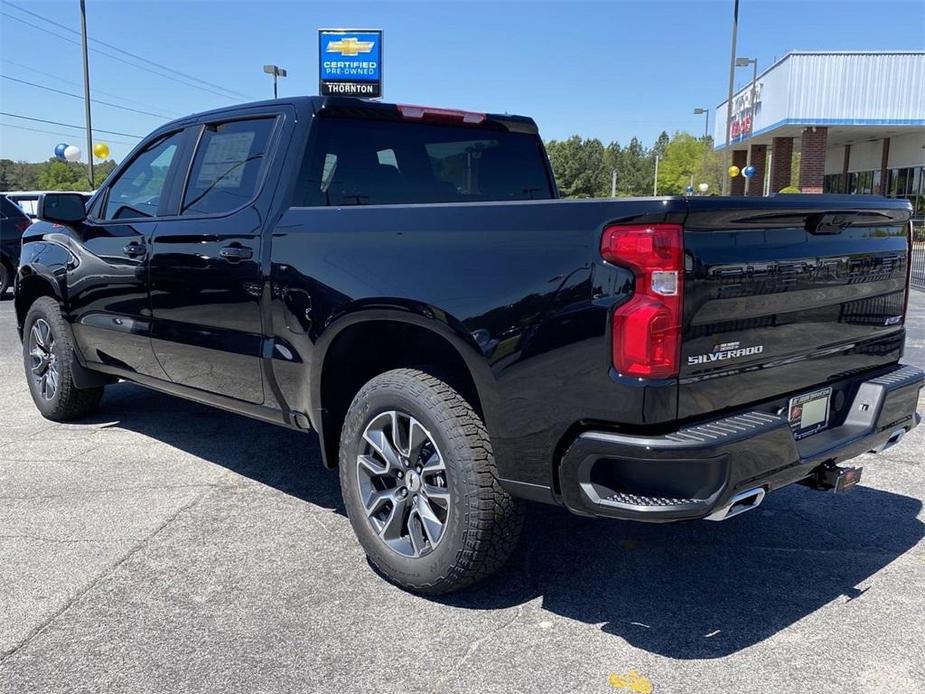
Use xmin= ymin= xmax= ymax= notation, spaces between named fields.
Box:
xmin=148 ymin=115 xmax=280 ymax=404
xmin=69 ymin=129 xmax=188 ymax=379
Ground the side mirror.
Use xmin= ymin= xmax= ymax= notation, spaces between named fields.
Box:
xmin=38 ymin=193 xmax=87 ymax=225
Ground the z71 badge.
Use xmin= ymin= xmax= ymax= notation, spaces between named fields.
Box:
xmin=688 ymin=341 xmax=764 ymax=366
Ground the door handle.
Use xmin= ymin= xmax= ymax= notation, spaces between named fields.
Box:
xmin=220 ymin=245 xmax=253 ymax=261
xmin=123 ymin=242 xmax=146 ymax=258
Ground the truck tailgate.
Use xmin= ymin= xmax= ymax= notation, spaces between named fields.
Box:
xmin=680 ymin=196 xmax=912 ymax=420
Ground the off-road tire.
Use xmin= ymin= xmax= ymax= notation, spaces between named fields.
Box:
xmin=23 ymin=297 xmax=104 ymax=421
xmin=339 ymin=368 xmax=524 ymax=594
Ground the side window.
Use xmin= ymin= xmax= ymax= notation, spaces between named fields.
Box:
xmin=103 ymin=131 xmax=184 ymax=220
xmin=181 ymin=118 xmax=275 ymax=216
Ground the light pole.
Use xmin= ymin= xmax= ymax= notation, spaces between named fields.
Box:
xmin=79 ymin=0 xmax=93 ymax=188
xmin=263 ymin=64 xmax=287 ymax=99
xmin=693 ymin=108 xmax=709 ymax=140
xmin=722 ymin=0 xmax=740 ymax=195
xmin=735 ymin=57 xmax=758 ymax=195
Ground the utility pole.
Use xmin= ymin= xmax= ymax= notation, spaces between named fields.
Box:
xmin=79 ymin=0 xmax=94 ymax=188
xmin=653 ymin=155 xmax=659 ymax=196
xmin=722 ymin=0 xmax=740 ymax=195
xmin=611 ymin=169 xmax=617 ymax=197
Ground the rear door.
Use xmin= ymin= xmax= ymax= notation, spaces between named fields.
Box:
xmin=680 ymin=196 xmax=912 ymax=419
xmin=148 ymin=110 xmax=289 ymax=404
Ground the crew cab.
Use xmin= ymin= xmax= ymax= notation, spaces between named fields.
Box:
xmin=15 ymin=97 xmax=922 ymax=593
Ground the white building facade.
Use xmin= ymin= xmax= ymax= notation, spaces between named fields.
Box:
xmin=714 ymin=51 xmax=924 ymax=217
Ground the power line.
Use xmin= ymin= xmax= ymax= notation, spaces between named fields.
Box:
xmin=1 ymin=58 xmax=185 ymax=117
xmin=0 ymin=11 xmax=248 ymax=102
xmin=0 ymin=112 xmax=144 ymax=139
xmin=4 ymin=2 xmax=256 ymax=101
xmin=1 ymin=74 xmax=172 ymax=119
xmin=0 ymin=121 xmax=137 ymax=146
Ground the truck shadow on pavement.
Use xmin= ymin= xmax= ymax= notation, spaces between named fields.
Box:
xmin=85 ymin=382 xmax=923 ymax=661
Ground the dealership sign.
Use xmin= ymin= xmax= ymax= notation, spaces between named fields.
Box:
xmin=319 ymin=29 xmax=383 ymax=98
xmin=730 ymin=82 xmax=762 ymax=140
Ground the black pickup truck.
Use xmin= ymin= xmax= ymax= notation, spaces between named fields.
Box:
xmin=15 ymin=97 xmax=922 ymax=594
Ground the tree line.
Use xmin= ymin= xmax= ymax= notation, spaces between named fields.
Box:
xmin=545 ymin=130 xmax=726 ymax=198
xmin=2 ymin=129 xmax=736 ymax=198
xmin=0 ymin=158 xmax=117 ymax=192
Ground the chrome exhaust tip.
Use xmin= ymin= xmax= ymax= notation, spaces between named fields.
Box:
xmin=871 ymin=428 xmax=906 ymax=454
xmin=704 ymin=487 xmax=766 ymax=522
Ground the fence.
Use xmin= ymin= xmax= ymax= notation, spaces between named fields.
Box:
xmin=912 ymin=240 xmax=925 ymax=291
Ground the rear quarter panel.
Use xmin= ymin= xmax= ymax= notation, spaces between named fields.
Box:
xmin=268 ymin=198 xmax=685 ymax=486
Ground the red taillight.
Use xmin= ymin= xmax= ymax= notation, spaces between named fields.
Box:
xmin=397 ymin=104 xmax=486 ymax=124
xmin=601 ymin=224 xmax=684 ymax=379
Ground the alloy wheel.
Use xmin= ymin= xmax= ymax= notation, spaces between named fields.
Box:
xmin=29 ymin=318 xmax=59 ymax=400
xmin=356 ymin=410 xmax=450 ymax=558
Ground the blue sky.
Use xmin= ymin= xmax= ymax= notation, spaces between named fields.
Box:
xmin=1 ymin=0 xmax=923 ymax=163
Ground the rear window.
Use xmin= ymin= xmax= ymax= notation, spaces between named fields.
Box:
xmin=295 ymin=116 xmax=553 ymax=206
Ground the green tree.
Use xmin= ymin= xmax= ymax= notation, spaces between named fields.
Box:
xmin=614 ymin=137 xmax=653 ymax=196
xmin=37 ymin=160 xmax=87 ymax=191
xmin=545 ymin=136 xmax=609 ymax=198
xmin=657 ymin=133 xmax=724 ymax=195
xmin=93 ymin=159 xmax=117 ymax=188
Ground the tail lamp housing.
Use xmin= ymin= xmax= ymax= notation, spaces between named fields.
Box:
xmin=601 ymin=224 xmax=684 ymax=379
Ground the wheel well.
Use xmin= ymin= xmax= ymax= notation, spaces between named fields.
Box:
xmin=15 ymin=275 xmax=59 ymax=335
xmin=318 ymin=320 xmax=482 ymax=468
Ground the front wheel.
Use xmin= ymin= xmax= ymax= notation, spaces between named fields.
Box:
xmin=0 ymin=261 xmax=9 ymax=297
xmin=23 ymin=297 xmax=104 ymax=421
xmin=339 ymin=368 xmax=524 ymax=594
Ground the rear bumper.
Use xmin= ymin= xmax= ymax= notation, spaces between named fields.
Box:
xmin=558 ymin=364 xmax=923 ymax=522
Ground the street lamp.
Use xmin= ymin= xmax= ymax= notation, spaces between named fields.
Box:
xmin=263 ymin=64 xmax=287 ymax=99
xmin=735 ymin=57 xmax=759 ymax=195
xmin=693 ymin=108 xmax=709 ymax=140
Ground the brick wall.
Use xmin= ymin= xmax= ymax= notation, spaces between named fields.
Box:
xmin=798 ymin=127 xmax=828 ymax=194
xmin=747 ymin=144 xmax=767 ymax=196
xmin=770 ymin=137 xmax=794 ymax=192
xmin=730 ymin=150 xmax=747 ymax=196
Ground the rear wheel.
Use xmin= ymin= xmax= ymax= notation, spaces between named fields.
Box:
xmin=23 ymin=297 xmax=104 ymax=421
xmin=339 ymin=368 xmax=524 ymax=594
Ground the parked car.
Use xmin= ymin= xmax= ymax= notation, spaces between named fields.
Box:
xmin=0 ymin=195 xmax=31 ymax=296
xmin=2 ymin=190 xmax=93 ymax=221
xmin=15 ymin=97 xmax=923 ymax=593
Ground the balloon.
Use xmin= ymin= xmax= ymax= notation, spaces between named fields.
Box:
xmin=93 ymin=142 xmax=110 ymax=159
xmin=698 ymin=183 xmax=709 ymax=193
xmin=63 ymin=145 xmax=81 ymax=162
xmin=728 ymin=165 xmax=740 ymax=178
xmin=742 ymin=165 xmax=756 ymax=178
xmin=54 ymin=143 xmax=68 ymax=160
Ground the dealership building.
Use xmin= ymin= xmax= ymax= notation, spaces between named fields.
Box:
xmin=713 ymin=51 xmax=924 ymax=217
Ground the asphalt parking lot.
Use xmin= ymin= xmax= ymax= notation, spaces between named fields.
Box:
xmin=1 ymin=293 xmax=924 ymax=694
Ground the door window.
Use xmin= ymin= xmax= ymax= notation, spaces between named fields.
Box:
xmin=103 ymin=131 xmax=184 ymax=220
xmin=181 ymin=118 xmax=275 ymax=216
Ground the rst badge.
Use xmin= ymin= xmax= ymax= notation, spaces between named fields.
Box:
xmin=687 ymin=341 xmax=763 ymax=366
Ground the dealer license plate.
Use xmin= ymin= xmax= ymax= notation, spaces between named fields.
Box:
xmin=788 ymin=387 xmax=832 ymax=440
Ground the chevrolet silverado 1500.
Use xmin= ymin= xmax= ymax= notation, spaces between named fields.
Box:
xmin=16 ymin=97 xmax=922 ymax=593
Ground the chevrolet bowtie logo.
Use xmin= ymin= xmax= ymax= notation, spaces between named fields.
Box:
xmin=326 ymin=37 xmax=375 ymax=57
